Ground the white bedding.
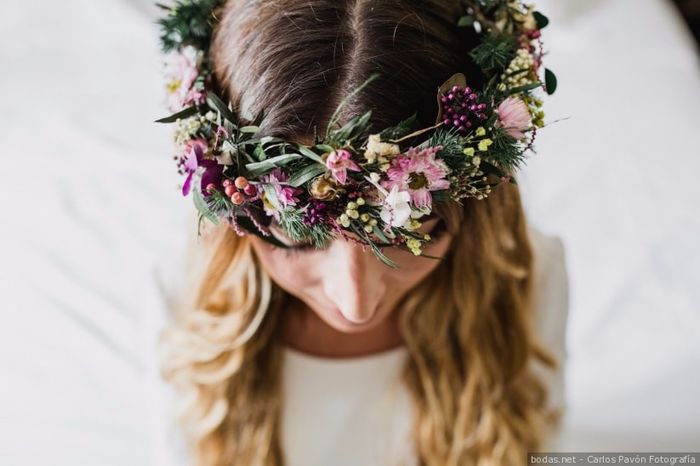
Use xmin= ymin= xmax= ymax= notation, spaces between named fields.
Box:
xmin=1 ymin=0 xmax=698 ymax=464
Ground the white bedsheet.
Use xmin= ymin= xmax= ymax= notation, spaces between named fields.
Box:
xmin=0 ymin=0 xmax=698 ymax=464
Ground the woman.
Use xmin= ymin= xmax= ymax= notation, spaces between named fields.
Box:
xmin=156 ymin=0 xmax=569 ymax=465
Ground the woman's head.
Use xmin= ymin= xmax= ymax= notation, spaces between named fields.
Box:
xmin=161 ymin=1 xmax=559 ymax=465
xmin=209 ymin=0 xmax=480 ymax=333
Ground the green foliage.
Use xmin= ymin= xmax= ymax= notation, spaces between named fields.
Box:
xmin=423 ymin=127 xmax=465 ymax=167
xmin=379 ymin=113 xmax=419 ymax=141
xmin=278 ymin=208 xmax=333 ymax=249
xmin=544 ymin=68 xmax=558 ymax=95
xmin=157 ymin=0 xmax=223 ymax=52
xmin=533 ymin=11 xmax=549 ymax=29
xmin=489 ymin=126 xmax=527 ymax=170
xmin=469 ymin=35 xmax=517 ymax=73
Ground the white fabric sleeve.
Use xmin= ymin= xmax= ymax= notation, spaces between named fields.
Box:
xmin=529 ymin=229 xmax=570 ymax=452
xmin=137 ymin=252 xmax=191 ymax=466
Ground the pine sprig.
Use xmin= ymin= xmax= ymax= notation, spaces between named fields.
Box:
xmin=488 ymin=126 xmax=527 ymax=170
xmin=157 ymin=0 xmax=223 ymax=52
xmin=423 ymin=126 xmax=465 ymax=166
xmin=278 ymin=208 xmax=333 ymax=249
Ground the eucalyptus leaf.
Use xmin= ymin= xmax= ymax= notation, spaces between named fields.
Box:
xmin=155 ymin=105 xmax=200 ymax=123
xmin=245 ymin=153 xmax=302 ymax=176
xmin=239 ymin=125 xmax=260 ymax=134
xmin=457 ymin=15 xmax=474 ymax=27
xmin=288 ymin=164 xmax=327 ymax=187
xmin=297 ymin=146 xmax=325 ymax=164
xmin=544 ymin=68 xmax=558 ymax=95
xmin=206 ymin=93 xmax=237 ymax=123
xmin=504 ymin=81 xmax=542 ymax=96
xmin=192 ymin=189 xmax=220 ymax=225
xmin=533 ymin=11 xmax=549 ymax=29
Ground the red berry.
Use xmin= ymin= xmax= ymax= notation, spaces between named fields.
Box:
xmin=205 ymin=183 xmax=217 ymax=193
xmin=230 ymin=192 xmax=245 ymax=205
xmin=243 ymin=184 xmax=257 ymax=196
xmin=224 ymin=185 xmax=237 ymax=197
xmin=222 ymin=179 xmax=233 ymax=187
xmin=234 ymin=176 xmax=249 ymax=189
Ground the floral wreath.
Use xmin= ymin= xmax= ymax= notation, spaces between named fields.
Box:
xmin=157 ymin=0 xmax=558 ymax=267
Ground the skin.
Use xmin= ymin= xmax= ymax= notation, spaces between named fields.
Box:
xmin=249 ymin=216 xmax=454 ymax=358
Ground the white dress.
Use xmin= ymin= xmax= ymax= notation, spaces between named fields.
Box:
xmin=145 ymin=225 xmax=569 ymax=466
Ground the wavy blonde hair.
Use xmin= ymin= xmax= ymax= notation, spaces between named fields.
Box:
xmin=160 ymin=0 xmax=560 ymax=464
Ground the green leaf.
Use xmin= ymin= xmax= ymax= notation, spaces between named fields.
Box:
xmin=297 ymin=146 xmax=325 ymax=164
xmin=503 ymin=81 xmax=542 ymax=96
xmin=544 ymin=68 xmax=558 ymax=95
xmin=192 ymin=189 xmax=220 ymax=225
xmin=288 ymin=164 xmax=327 ymax=187
xmin=372 ymin=225 xmax=393 ymax=245
xmin=245 ymin=153 xmax=302 ymax=176
xmin=315 ymin=144 xmax=336 ymax=154
xmin=155 ymin=105 xmax=200 ymax=123
xmin=206 ymin=93 xmax=237 ymax=123
xmin=325 ymin=72 xmax=381 ymax=140
xmin=332 ymin=110 xmax=372 ymax=142
xmin=239 ymin=125 xmax=260 ymax=134
xmin=350 ymin=224 xmax=397 ymax=268
xmin=379 ymin=113 xmax=418 ymax=141
xmin=533 ymin=11 xmax=549 ymax=29
xmin=457 ymin=15 xmax=474 ymax=27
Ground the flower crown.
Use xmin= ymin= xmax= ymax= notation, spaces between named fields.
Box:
xmin=157 ymin=0 xmax=557 ymax=267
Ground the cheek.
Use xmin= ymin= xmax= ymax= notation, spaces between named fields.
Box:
xmin=380 ymin=232 xmax=454 ymax=297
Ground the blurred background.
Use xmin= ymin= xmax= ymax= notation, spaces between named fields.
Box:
xmin=1 ymin=0 xmax=698 ymax=464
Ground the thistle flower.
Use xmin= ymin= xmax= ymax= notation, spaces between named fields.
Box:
xmin=325 ymin=149 xmax=361 ymax=185
xmin=497 ymin=97 xmax=531 ymax=140
xmin=382 ymin=146 xmax=450 ymax=209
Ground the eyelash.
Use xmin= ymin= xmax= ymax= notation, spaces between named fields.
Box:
xmin=279 ymin=219 xmax=448 ymax=257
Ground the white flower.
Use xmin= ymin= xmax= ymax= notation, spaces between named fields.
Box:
xmin=380 ymin=185 xmax=412 ymax=228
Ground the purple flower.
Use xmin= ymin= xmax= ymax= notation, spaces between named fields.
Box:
xmin=381 ymin=146 xmax=450 ymax=209
xmin=179 ymin=139 xmax=222 ymax=196
xmin=325 ymin=149 xmax=361 ymax=185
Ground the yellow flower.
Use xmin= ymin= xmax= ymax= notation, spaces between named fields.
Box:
xmin=478 ymin=139 xmax=493 ymax=152
xmin=463 ymin=147 xmax=475 ymax=157
xmin=406 ymin=238 xmax=423 ymax=256
xmin=475 ymin=127 xmax=486 ymax=137
xmin=406 ymin=218 xmax=422 ymax=231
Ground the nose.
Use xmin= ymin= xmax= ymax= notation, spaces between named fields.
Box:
xmin=322 ymin=239 xmax=386 ymax=324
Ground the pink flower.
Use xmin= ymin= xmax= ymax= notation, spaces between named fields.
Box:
xmin=164 ymin=46 xmax=204 ymax=111
xmin=258 ymin=169 xmax=300 ymax=218
xmin=325 ymin=149 xmax=361 ymax=185
xmin=381 ymin=146 xmax=450 ymax=209
xmin=497 ymin=97 xmax=531 ymax=140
